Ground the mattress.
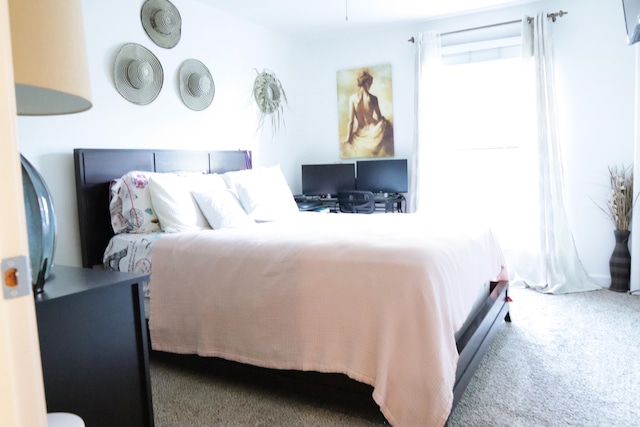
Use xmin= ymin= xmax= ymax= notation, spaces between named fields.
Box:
xmin=103 ymin=216 xmax=494 ymax=332
xmin=148 ymin=212 xmax=507 ymax=427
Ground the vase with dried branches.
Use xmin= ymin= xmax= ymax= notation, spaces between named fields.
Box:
xmin=596 ymin=164 xmax=634 ymax=292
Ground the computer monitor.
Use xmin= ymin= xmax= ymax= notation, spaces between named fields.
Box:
xmin=301 ymin=163 xmax=356 ymax=196
xmin=356 ymin=159 xmax=408 ymax=194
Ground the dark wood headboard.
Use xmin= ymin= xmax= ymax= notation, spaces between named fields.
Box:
xmin=74 ymin=148 xmax=252 ymax=269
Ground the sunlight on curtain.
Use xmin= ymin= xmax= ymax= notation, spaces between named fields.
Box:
xmin=426 ymin=58 xmax=541 ymax=284
xmin=413 ymin=13 xmax=599 ymax=294
xmin=410 ymin=31 xmax=442 ymax=214
xmin=520 ymin=12 xmax=600 ymax=293
xmin=412 ymin=29 xmax=541 ymax=286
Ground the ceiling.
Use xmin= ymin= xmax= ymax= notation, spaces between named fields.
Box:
xmin=197 ymin=0 xmax=535 ymax=38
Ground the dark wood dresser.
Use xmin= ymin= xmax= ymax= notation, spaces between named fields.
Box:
xmin=35 ymin=266 xmax=153 ymax=427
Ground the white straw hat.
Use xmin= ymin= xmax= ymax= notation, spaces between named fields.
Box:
xmin=178 ymin=59 xmax=215 ymax=111
xmin=114 ymin=43 xmax=163 ymax=105
xmin=141 ymin=0 xmax=182 ymax=49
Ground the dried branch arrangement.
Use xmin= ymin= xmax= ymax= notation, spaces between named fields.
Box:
xmin=596 ymin=164 xmax=634 ymax=231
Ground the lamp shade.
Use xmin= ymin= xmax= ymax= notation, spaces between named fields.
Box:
xmin=8 ymin=0 xmax=92 ymax=115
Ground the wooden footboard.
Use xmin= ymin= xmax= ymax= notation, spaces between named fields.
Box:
xmin=452 ymin=280 xmax=510 ymax=409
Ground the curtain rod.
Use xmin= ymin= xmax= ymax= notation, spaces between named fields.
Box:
xmin=408 ymin=10 xmax=568 ymax=43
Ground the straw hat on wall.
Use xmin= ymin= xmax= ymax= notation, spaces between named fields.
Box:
xmin=179 ymin=59 xmax=215 ymax=111
xmin=141 ymin=0 xmax=182 ymax=49
xmin=114 ymin=43 xmax=163 ymax=105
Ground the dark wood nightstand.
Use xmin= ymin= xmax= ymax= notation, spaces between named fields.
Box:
xmin=34 ymin=265 xmax=153 ymax=427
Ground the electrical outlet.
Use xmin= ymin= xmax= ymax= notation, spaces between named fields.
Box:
xmin=2 ymin=256 xmax=31 ymax=299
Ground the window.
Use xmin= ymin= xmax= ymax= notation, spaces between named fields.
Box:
xmin=425 ymin=51 xmax=538 ymax=257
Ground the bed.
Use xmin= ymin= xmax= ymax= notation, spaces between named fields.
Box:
xmin=74 ymin=148 xmax=510 ymax=427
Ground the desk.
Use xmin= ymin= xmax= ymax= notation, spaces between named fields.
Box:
xmin=373 ymin=195 xmax=405 ymax=213
xmin=295 ymin=194 xmax=405 ymax=213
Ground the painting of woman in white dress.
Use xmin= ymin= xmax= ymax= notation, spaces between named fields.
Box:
xmin=337 ymin=63 xmax=394 ymax=159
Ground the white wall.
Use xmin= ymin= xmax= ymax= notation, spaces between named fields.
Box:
xmin=16 ymin=0 xmax=306 ymax=267
xmin=15 ymin=0 xmax=638 ymax=288
xmin=551 ymin=0 xmax=636 ymax=288
xmin=293 ymin=26 xmax=416 ymax=172
xmin=295 ymin=0 xmax=637 ymax=288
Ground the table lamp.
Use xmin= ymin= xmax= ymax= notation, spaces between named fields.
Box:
xmin=8 ymin=0 xmax=92 ymax=292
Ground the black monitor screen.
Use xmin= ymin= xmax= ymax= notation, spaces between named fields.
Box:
xmin=356 ymin=159 xmax=408 ymax=193
xmin=302 ymin=163 xmax=355 ymax=196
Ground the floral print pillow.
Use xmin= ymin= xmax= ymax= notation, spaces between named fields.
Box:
xmin=109 ymin=171 xmax=161 ymax=234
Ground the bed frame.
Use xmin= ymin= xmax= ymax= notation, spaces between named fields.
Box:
xmin=73 ymin=148 xmax=510 ymax=414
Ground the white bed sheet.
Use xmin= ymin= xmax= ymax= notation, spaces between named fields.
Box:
xmin=102 ymin=218 xmax=493 ymax=325
xmin=148 ymin=212 xmax=507 ymax=427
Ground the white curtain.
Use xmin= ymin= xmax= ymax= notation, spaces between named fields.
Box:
xmin=410 ymin=31 xmax=442 ymax=214
xmin=518 ymin=13 xmax=599 ymax=293
xmin=412 ymin=16 xmax=599 ymax=294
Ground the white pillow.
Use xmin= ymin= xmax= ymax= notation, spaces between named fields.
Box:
xmin=148 ymin=173 xmax=228 ymax=233
xmin=192 ymin=190 xmax=255 ymax=229
xmin=222 ymin=165 xmax=299 ymax=221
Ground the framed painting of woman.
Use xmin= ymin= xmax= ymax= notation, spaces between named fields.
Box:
xmin=337 ymin=63 xmax=394 ymax=159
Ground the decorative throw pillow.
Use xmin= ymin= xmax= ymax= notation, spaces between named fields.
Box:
xmin=109 ymin=171 xmax=161 ymax=234
xmin=148 ymin=172 xmax=228 ymax=233
xmin=192 ymin=190 xmax=255 ymax=229
xmin=222 ymin=165 xmax=299 ymax=221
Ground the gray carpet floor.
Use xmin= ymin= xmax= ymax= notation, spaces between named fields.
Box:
xmin=150 ymin=286 xmax=640 ymax=426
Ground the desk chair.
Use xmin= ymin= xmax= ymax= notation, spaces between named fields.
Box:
xmin=337 ymin=191 xmax=375 ymax=214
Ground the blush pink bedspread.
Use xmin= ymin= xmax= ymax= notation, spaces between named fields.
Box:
xmin=149 ymin=212 xmax=507 ymax=427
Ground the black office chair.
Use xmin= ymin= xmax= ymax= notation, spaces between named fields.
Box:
xmin=337 ymin=191 xmax=376 ymax=214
